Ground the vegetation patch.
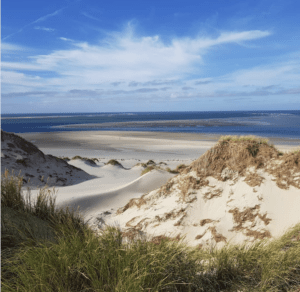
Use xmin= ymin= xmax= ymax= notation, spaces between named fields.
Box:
xmin=2 ymin=130 xmax=41 ymax=155
xmin=229 ymin=205 xmax=272 ymax=240
xmin=116 ymin=193 xmax=149 ymax=214
xmin=106 ymin=159 xmax=123 ymax=167
xmin=200 ymin=219 xmax=216 ymax=226
xmin=16 ymin=158 xmax=28 ymax=167
xmin=203 ymin=188 xmax=223 ymax=200
xmin=182 ymin=135 xmax=300 ymax=190
xmin=134 ymin=162 xmax=147 ymax=168
xmin=267 ymin=150 xmax=300 ymax=189
xmin=244 ymin=172 xmax=265 ymax=187
xmin=208 ymin=226 xmax=227 ymax=243
xmin=177 ymin=175 xmax=208 ymax=202
xmin=166 ymin=167 xmax=179 ymax=174
xmin=59 ymin=156 xmax=71 ymax=161
xmin=71 ymin=155 xmax=98 ymax=165
xmin=176 ymin=164 xmax=187 ymax=172
xmin=219 ymin=135 xmax=269 ymax=145
xmin=146 ymin=159 xmax=156 ymax=166
xmin=2 ymin=171 xmax=300 ymax=292
xmin=158 ymin=179 xmax=175 ymax=196
xmin=149 ymin=234 xmax=182 ymax=245
xmin=140 ymin=166 xmax=155 ymax=176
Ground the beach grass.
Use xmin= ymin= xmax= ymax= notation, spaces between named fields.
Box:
xmin=166 ymin=167 xmax=180 ymax=174
xmin=71 ymin=156 xmax=98 ymax=165
xmin=219 ymin=135 xmax=270 ymax=145
xmin=141 ymin=165 xmax=156 ymax=176
xmin=2 ymin=171 xmax=300 ymax=291
xmin=106 ymin=159 xmax=124 ymax=167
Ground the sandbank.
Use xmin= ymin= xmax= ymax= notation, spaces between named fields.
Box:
xmin=19 ymin=130 xmax=299 ymax=161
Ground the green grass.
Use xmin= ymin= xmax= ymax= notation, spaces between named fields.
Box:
xmin=2 ymin=171 xmax=300 ymax=291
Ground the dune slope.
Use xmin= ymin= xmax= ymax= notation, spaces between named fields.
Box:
xmin=108 ymin=137 xmax=300 ymax=248
xmin=1 ymin=130 xmax=95 ymax=187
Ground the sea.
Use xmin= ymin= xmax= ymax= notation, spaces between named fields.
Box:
xmin=1 ymin=110 xmax=300 ymax=139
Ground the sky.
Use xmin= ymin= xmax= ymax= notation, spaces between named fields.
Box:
xmin=1 ymin=0 xmax=300 ymax=114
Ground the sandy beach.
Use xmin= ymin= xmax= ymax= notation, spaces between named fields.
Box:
xmin=3 ymin=130 xmax=299 ymax=249
xmin=19 ymin=130 xmax=300 ymax=161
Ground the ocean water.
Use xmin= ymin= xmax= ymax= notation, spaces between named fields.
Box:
xmin=1 ymin=111 xmax=300 ymax=139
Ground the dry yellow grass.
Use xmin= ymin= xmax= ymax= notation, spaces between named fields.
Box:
xmin=183 ymin=135 xmax=300 ymax=190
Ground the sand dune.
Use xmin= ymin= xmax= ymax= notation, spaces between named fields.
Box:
xmin=57 ymin=168 xmax=174 ymax=226
xmin=2 ymin=130 xmax=299 ymax=250
xmin=1 ymin=130 xmax=95 ymax=187
xmin=103 ymin=137 xmax=300 ymax=249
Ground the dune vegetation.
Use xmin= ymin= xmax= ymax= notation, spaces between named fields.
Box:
xmin=106 ymin=159 xmax=124 ymax=167
xmin=2 ymin=165 xmax=300 ymax=291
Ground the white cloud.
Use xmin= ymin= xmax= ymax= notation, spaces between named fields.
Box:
xmin=34 ymin=26 xmax=55 ymax=32
xmin=2 ymin=28 xmax=271 ymax=87
xmin=32 ymin=8 xmax=64 ymax=24
xmin=3 ymin=26 xmax=299 ymax=108
xmin=221 ymin=62 xmax=300 ymax=88
xmin=1 ymin=70 xmax=44 ymax=94
xmin=1 ymin=43 xmax=28 ymax=53
xmin=59 ymin=37 xmax=75 ymax=42
xmin=1 ymin=61 xmax=50 ymax=71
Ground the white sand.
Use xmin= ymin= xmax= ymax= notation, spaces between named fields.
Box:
xmin=5 ymin=130 xmax=299 ymax=249
xmin=108 ymin=169 xmax=300 ymax=249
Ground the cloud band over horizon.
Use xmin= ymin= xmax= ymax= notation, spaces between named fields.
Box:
xmin=2 ymin=0 xmax=300 ymax=113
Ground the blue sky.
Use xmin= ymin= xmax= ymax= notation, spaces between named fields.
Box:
xmin=2 ymin=0 xmax=300 ymax=113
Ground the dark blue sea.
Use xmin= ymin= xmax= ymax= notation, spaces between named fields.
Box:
xmin=1 ymin=111 xmax=300 ymax=139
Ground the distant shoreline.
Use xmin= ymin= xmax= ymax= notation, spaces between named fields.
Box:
xmin=17 ymin=130 xmax=300 ymax=162
xmin=2 ymin=111 xmax=300 ymax=139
